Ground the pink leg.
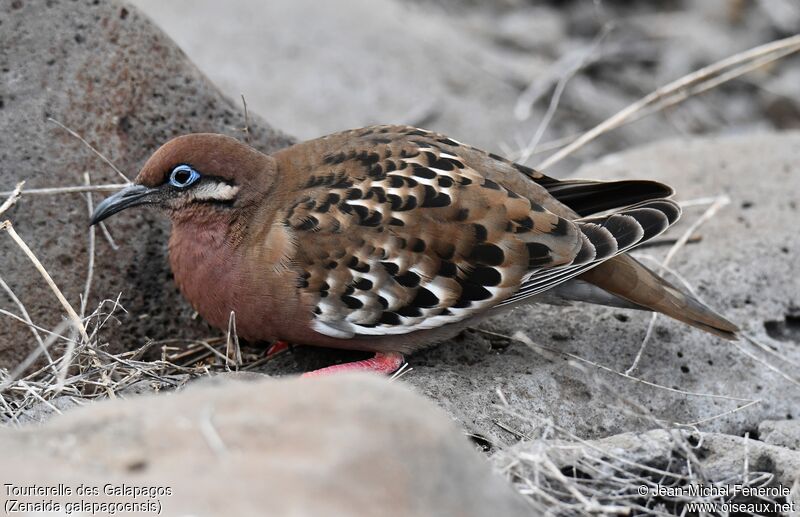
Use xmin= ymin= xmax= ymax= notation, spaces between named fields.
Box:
xmin=301 ymin=352 xmax=405 ymax=377
xmin=265 ymin=340 xmax=290 ymax=359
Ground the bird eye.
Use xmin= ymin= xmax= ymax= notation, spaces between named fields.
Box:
xmin=169 ymin=165 xmax=200 ymax=188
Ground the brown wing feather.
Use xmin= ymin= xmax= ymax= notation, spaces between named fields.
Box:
xmin=272 ymin=125 xmax=737 ymax=342
xmin=276 ymin=126 xmax=583 ymax=338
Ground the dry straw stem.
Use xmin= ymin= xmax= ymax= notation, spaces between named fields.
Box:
xmin=239 ymin=94 xmax=251 ymax=145
xmin=1 ymin=220 xmax=89 ymax=344
xmin=80 ymin=172 xmax=96 ymax=319
xmin=515 ymin=24 xmax=613 ymax=164
xmin=537 ymin=33 xmax=800 ymax=170
xmin=0 ymin=181 xmax=24 ymax=217
xmin=0 ymin=184 xmax=127 ymax=197
xmin=225 ymin=311 xmax=243 ymax=369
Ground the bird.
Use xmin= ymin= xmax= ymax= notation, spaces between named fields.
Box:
xmin=90 ymin=125 xmax=739 ymax=376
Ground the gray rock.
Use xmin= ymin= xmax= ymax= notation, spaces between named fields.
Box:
xmin=128 ymin=0 xmax=533 ymax=152
xmin=0 ymin=0 xmax=293 ymax=368
xmin=0 ymin=374 xmax=533 ymax=517
xmin=759 ymin=419 xmax=800 ymax=450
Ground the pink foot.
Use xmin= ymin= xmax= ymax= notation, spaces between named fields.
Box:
xmin=265 ymin=340 xmax=290 ymax=359
xmin=301 ymin=352 xmax=405 ymax=377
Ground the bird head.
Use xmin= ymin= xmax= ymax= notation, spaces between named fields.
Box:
xmin=90 ymin=133 xmax=275 ymax=226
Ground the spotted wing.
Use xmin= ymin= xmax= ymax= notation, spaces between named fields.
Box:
xmin=283 ymin=127 xmax=585 ymax=339
xmin=498 ymin=199 xmax=681 ymax=306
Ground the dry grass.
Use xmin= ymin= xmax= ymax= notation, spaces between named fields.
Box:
xmin=531 ymin=33 xmax=800 ymax=170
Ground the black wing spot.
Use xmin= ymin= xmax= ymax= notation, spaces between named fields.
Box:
xmin=397 ymin=305 xmax=422 ymax=317
xmin=458 ymin=283 xmax=493 ymax=302
xmin=437 ymin=175 xmax=454 ymax=188
xmin=395 ymin=271 xmax=421 ymax=288
xmin=347 ymin=256 xmax=371 ymax=273
xmin=410 ymin=239 xmax=426 ymax=253
xmin=421 ymin=185 xmax=451 ymax=208
xmin=381 ymin=261 xmax=400 ymax=275
xmin=388 ymin=175 xmax=405 ymax=188
xmin=526 ymin=242 xmax=552 ymax=267
xmin=430 ymin=156 xmax=456 ymax=171
xmin=473 ymin=224 xmax=488 ymax=242
xmin=438 ymin=260 xmax=457 ymax=277
xmin=455 ymin=208 xmax=470 ymax=221
xmin=360 ymin=211 xmax=382 ymax=227
xmin=552 ymin=217 xmax=569 ymax=236
xmin=356 ymin=151 xmax=381 ymax=166
xmin=388 ymin=194 xmax=403 ymax=210
xmin=411 ymin=287 xmax=439 ymax=308
xmin=354 ymin=278 xmax=373 ymax=290
xmin=346 ymin=188 xmax=362 ymax=200
xmin=341 ymin=295 xmax=363 ymax=309
xmin=369 ymin=186 xmax=387 ymax=203
xmin=466 ymin=266 xmax=501 ymax=287
xmin=514 ymin=217 xmax=534 ymax=233
xmin=402 ymin=195 xmax=418 ymax=211
xmin=379 ymin=311 xmax=401 ymax=325
xmin=512 ymin=162 xmax=536 ymax=177
xmin=412 ymin=165 xmax=436 ymax=179
xmin=331 ymin=176 xmax=353 ymax=189
xmin=349 ymin=205 xmax=368 ymax=221
xmin=482 ymin=179 xmax=501 ymax=191
xmin=469 ymin=244 xmax=505 ymax=266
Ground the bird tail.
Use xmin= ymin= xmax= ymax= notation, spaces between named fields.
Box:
xmin=578 ymin=254 xmax=739 ymax=340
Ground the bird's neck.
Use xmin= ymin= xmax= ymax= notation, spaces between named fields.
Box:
xmin=167 ymin=215 xmax=243 ymax=329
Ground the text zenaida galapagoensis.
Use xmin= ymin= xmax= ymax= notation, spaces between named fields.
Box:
xmin=90 ymin=126 xmax=738 ymax=375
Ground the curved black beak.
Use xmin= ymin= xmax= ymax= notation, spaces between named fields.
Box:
xmin=90 ymin=184 xmax=157 ymax=226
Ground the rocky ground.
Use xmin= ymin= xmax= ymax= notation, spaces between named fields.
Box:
xmin=1 ymin=0 xmax=799 ymax=515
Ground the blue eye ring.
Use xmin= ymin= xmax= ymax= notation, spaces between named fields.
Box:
xmin=169 ymin=164 xmax=200 ymax=188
